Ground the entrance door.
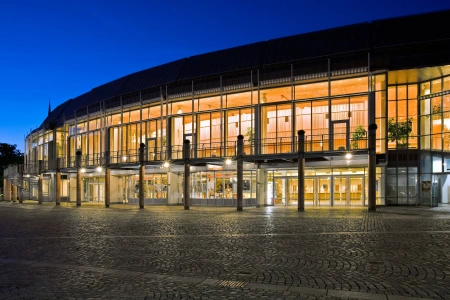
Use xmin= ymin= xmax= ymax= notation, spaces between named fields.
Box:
xmin=274 ymin=177 xmax=298 ymax=206
xmin=333 ymin=176 xmax=348 ymax=206
xmin=287 ymin=178 xmax=298 ymax=206
xmin=332 ymin=175 xmax=364 ymax=206
xmin=184 ymin=133 xmax=196 ymax=158
xmin=274 ymin=178 xmax=286 ymax=205
xmin=317 ymin=177 xmax=331 ymax=206
xmin=146 ymin=138 xmax=157 ymax=160
xmin=349 ymin=176 xmax=364 ymax=206
xmin=331 ymin=120 xmax=350 ymax=151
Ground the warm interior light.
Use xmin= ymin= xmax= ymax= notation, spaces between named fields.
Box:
xmin=345 ymin=153 xmax=352 ymax=159
xmin=177 ymin=105 xmax=182 ymax=114
xmin=122 ymin=156 xmax=127 ymax=161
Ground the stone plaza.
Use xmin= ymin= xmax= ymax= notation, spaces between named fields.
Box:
xmin=1 ymin=202 xmax=450 ymax=299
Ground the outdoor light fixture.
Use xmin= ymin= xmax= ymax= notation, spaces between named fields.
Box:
xmin=96 ymin=166 xmax=103 ymax=172
xmin=345 ymin=153 xmax=352 ymax=159
xmin=163 ymin=161 xmax=170 ymax=168
xmin=225 ymin=158 xmax=232 ymax=165
xmin=80 ymin=168 xmax=86 ymax=173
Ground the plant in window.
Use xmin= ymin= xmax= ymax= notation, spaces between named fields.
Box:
xmin=388 ymin=118 xmax=412 ymax=147
xmin=351 ymin=125 xmax=366 ymax=149
xmin=245 ymin=127 xmax=254 ymax=144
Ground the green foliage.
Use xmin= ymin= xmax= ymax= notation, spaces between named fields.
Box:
xmin=0 ymin=143 xmax=24 ymax=189
xmin=351 ymin=125 xmax=366 ymax=149
xmin=388 ymin=118 xmax=412 ymax=146
xmin=245 ymin=127 xmax=254 ymax=144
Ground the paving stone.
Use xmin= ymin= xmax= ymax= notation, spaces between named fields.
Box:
xmin=1 ymin=202 xmax=450 ymax=299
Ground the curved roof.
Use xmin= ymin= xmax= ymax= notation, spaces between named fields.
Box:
xmin=40 ymin=9 xmax=450 ymax=132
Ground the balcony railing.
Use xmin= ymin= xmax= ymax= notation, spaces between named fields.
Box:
xmin=49 ymin=133 xmax=369 ymax=169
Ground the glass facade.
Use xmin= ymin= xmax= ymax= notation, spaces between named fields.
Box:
xmin=17 ymin=61 xmax=450 ymax=207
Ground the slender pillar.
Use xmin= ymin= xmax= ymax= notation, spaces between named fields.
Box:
xmin=368 ymin=123 xmax=378 ymax=212
xmin=297 ymin=130 xmax=305 ymax=212
xmin=56 ymin=158 xmax=61 ymax=205
xmin=18 ymin=165 xmax=24 ymax=203
xmin=139 ymin=143 xmax=145 ymax=209
xmin=76 ymin=151 xmax=82 ymax=206
xmin=105 ymin=151 xmax=110 ymax=208
xmin=183 ymin=139 xmax=190 ymax=210
xmin=38 ymin=160 xmax=43 ymax=204
xmin=237 ymin=135 xmax=244 ymax=211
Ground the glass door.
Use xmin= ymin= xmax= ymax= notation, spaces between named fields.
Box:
xmin=331 ymin=120 xmax=350 ymax=151
xmin=287 ymin=178 xmax=298 ymax=206
xmin=305 ymin=177 xmax=315 ymax=206
xmin=333 ymin=176 xmax=347 ymax=206
xmin=274 ymin=177 xmax=286 ymax=205
xmin=184 ymin=133 xmax=196 ymax=159
xmin=349 ymin=176 xmax=363 ymax=206
xmin=317 ymin=177 xmax=331 ymax=206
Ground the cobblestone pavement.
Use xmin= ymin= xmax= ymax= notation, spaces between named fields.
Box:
xmin=1 ymin=201 xmax=450 ymax=299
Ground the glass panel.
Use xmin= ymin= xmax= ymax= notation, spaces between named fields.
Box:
xmin=349 ymin=177 xmax=363 ymax=206
xmin=432 ymin=79 xmax=442 ymax=93
xmin=311 ymin=100 xmax=328 ymax=150
xmin=305 ymin=177 xmax=314 ymax=206
xmin=333 ymin=122 xmax=348 ymax=151
xmin=295 ymin=101 xmax=311 ymax=136
xmin=226 ymin=91 xmax=254 ymax=108
xmin=261 ymin=86 xmax=291 ymax=104
xmin=444 ymin=76 xmax=450 ymax=91
xmin=274 ymin=178 xmax=286 ymax=205
xmin=288 ymin=178 xmax=298 ymax=206
xmin=130 ymin=109 xmax=140 ymax=122
xmin=331 ymin=97 xmax=349 ymax=121
xmin=318 ymin=177 xmax=330 ymax=206
xmin=198 ymin=95 xmax=221 ymax=111
xmin=397 ymin=85 xmax=407 ymax=100
xmin=172 ymin=100 xmax=192 ymax=115
xmin=330 ymin=77 xmax=368 ymax=96
xmin=295 ymin=81 xmax=328 ymax=100
xmin=333 ymin=177 xmax=347 ymax=206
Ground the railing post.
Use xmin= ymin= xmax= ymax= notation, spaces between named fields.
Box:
xmin=56 ymin=158 xmax=61 ymax=205
xmin=237 ymin=135 xmax=244 ymax=211
xmin=298 ymin=130 xmax=305 ymax=212
xmin=76 ymin=150 xmax=82 ymax=206
xmin=183 ymin=139 xmax=191 ymax=210
xmin=139 ymin=143 xmax=145 ymax=209
xmin=105 ymin=151 xmax=110 ymax=208
xmin=368 ymin=124 xmax=378 ymax=212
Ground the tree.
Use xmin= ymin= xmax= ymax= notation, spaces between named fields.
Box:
xmin=388 ymin=118 xmax=413 ymax=147
xmin=0 ymin=143 xmax=24 ymax=189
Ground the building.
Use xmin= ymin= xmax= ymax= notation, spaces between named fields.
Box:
xmin=3 ymin=10 xmax=450 ymax=207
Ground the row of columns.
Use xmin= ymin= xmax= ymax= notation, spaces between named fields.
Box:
xmin=13 ymin=126 xmax=377 ymax=212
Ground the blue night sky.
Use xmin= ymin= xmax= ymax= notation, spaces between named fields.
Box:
xmin=1 ymin=0 xmax=450 ymax=151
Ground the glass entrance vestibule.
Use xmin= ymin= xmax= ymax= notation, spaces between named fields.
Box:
xmin=268 ymin=167 xmax=385 ymax=206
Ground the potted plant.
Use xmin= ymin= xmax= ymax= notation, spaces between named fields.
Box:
xmin=245 ymin=127 xmax=254 ymax=145
xmin=351 ymin=125 xmax=366 ymax=149
xmin=388 ymin=118 xmax=412 ymax=147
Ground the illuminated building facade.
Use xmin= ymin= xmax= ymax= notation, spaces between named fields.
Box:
xmin=4 ymin=10 xmax=450 ymax=207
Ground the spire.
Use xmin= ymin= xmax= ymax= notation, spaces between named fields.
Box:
xmin=48 ymin=98 xmax=51 ymax=116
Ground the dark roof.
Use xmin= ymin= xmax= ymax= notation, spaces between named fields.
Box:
xmin=39 ymin=9 xmax=450 ymax=131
